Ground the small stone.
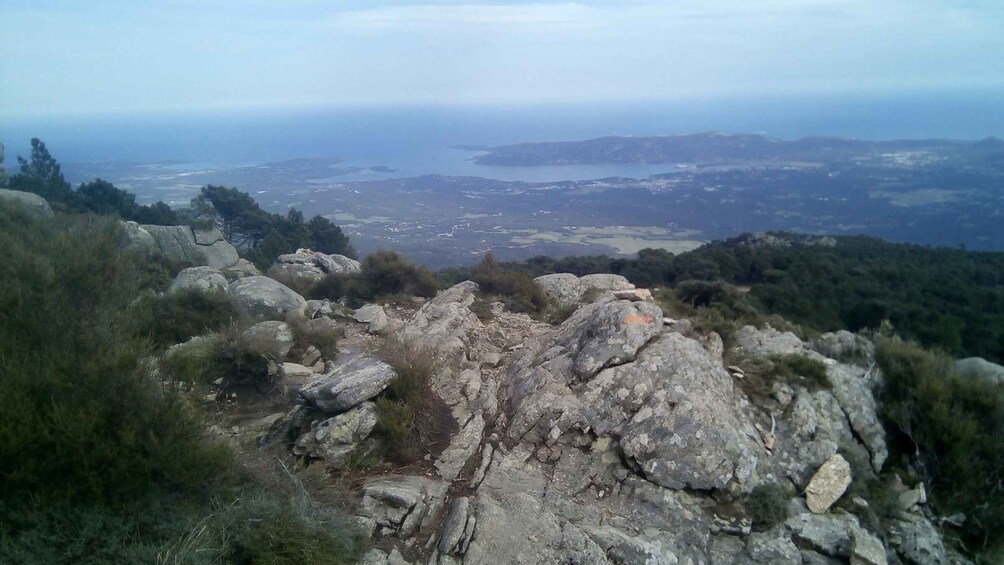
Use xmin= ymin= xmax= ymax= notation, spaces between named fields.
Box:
xmin=805 ymin=453 xmax=852 ymax=513
xmin=851 ymin=528 xmax=888 ymax=565
xmin=898 ymin=483 xmax=927 ymax=510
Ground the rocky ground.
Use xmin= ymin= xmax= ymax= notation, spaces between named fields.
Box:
xmin=157 ymin=251 xmax=962 ymax=565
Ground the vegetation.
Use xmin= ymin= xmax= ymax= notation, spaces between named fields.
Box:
xmin=496 ymin=234 xmax=1004 ymax=362
xmin=309 ymin=250 xmax=439 ymax=307
xmin=745 ymin=483 xmax=790 ymax=531
xmin=876 ymin=337 xmax=1004 ymax=556
xmin=771 ymin=354 xmax=829 ymax=390
xmin=132 ymin=289 xmax=243 ymax=349
xmin=470 ymin=252 xmax=550 ymax=315
xmin=191 ymin=184 xmax=355 ymax=267
xmin=372 ymin=339 xmax=456 ymax=465
xmin=7 ymin=138 xmax=180 ymax=223
xmin=0 ymin=199 xmax=363 ymax=563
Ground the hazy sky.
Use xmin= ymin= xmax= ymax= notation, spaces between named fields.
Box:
xmin=2 ymin=0 xmax=1002 ymax=118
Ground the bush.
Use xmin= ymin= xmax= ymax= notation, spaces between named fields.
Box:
xmin=745 ymin=483 xmax=790 ymax=531
xmin=0 ymin=202 xmax=233 ymax=506
xmin=288 ymin=316 xmax=342 ymax=361
xmin=877 ymin=337 xmax=1004 ymax=556
xmin=309 ymin=251 xmax=438 ymax=307
xmin=133 ymin=289 xmax=243 ymax=349
xmin=372 ymin=339 xmax=456 ymax=464
xmin=471 ymin=252 xmax=550 ymax=315
xmin=771 ymin=353 xmax=829 ymax=390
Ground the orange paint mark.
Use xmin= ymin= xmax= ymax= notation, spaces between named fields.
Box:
xmin=623 ymin=314 xmax=655 ymax=325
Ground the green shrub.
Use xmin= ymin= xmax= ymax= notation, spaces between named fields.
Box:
xmin=745 ymin=483 xmax=790 ymax=531
xmin=0 ymin=202 xmax=234 ymax=507
xmin=288 ymin=316 xmax=342 ymax=361
xmin=470 ymin=297 xmax=495 ymax=323
xmin=373 ymin=339 xmax=456 ymax=464
xmin=133 ymin=289 xmax=243 ymax=349
xmin=772 ymin=353 xmax=829 ymax=390
xmin=472 ymin=252 xmax=550 ymax=315
xmin=309 ymin=251 xmax=438 ymax=307
xmin=546 ymin=303 xmax=579 ymax=325
xmin=877 ymin=337 xmax=1004 ymax=556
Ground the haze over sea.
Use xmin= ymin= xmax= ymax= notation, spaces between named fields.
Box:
xmin=3 ymin=88 xmax=1003 ymax=184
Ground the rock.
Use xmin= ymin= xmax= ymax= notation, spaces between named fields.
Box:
xmin=898 ymin=483 xmax=926 ymax=511
xmin=805 ymin=454 xmax=852 ymax=513
xmin=736 ymin=324 xmax=809 ymax=358
xmin=746 ymin=530 xmax=801 ymax=564
xmin=579 ymin=273 xmax=634 ymax=293
xmin=120 ymin=221 xmax=158 ymax=251
xmin=221 ymin=258 xmax=260 ymax=281
xmin=241 ymin=321 xmax=294 ymax=359
xmin=299 ymin=355 xmax=396 ymax=413
xmin=533 ymin=273 xmax=583 ymax=305
xmin=611 ymin=288 xmax=654 ymax=302
xmin=293 ymin=402 xmax=377 ymax=466
xmin=813 ymin=330 xmax=875 ymax=365
xmin=386 ymin=549 xmax=409 ymax=565
xmin=889 ymin=517 xmax=947 ymax=565
xmin=786 ymin=509 xmax=859 ymax=557
xmin=305 ymin=299 xmax=334 ymax=318
xmin=359 ymin=475 xmax=448 ymax=537
xmin=401 ymin=282 xmax=482 ymax=359
xmin=462 ymin=493 xmax=609 ymax=565
xmin=229 ymin=276 xmax=306 ymax=319
xmin=509 ymin=299 xmax=761 ymax=491
xmin=355 ymin=304 xmax=390 ymax=334
xmin=955 ymin=356 xmax=1004 ymax=385
xmin=167 ymin=266 xmax=228 ymax=294
xmin=314 ymin=251 xmax=361 ymax=274
xmin=268 ymin=248 xmax=360 ymax=289
xmin=140 ymin=224 xmax=239 ymax=268
xmin=0 ymin=189 xmax=54 ymax=218
xmin=851 ymin=528 xmax=888 ymax=565
xmin=438 ymin=497 xmax=471 ymax=555
xmin=826 ymin=364 xmax=888 ymax=471
xmin=358 ymin=549 xmax=389 ymax=565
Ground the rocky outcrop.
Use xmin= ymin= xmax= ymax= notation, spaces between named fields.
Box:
xmin=221 ymin=258 xmax=260 ymax=281
xmin=130 ymin=224 xmax=239 ymax=268
xmin=167 ymin=266 xmax=228 ymax=294
xmin=228 ymin=276 xmax=306 ymax=319
xmin=533 ymin=273 xmax=636 ymax=305
xmin=401 ymin=282 xmax=483 ymax=360
xmin=0 ymin=189 xmax=54 ymax=218
xmin=241 ymin=321 xmax=295 ymax=359
xmin=266 ymin=248 xmax=360 ymax=289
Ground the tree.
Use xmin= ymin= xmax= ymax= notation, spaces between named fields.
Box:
xmin=0 ymin=142 xmax=7 ymax=187
xmin=190 ymin=185 xmax=269 ymax=249
xmin=307 ymin=215 xmax=355 ymax=257
xmin=77 ymin=178 xmax=138 ymax=216
xmin=9 ymin=138 xmax=76 ymax=207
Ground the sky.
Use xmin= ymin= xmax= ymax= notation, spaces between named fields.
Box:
xmin=1 ymin=0 xmax=1003 ymax=118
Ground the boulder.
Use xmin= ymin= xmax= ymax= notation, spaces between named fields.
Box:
xmin=0 ymin=189 xmax=54 ymax=218
xmin=121 ymin=221 xmax=158 ymax=251
xmin=139 ymin=224 xmax=239 ymax=268
xmin=268 ymin=248 xmax=360 ymax=289
xmin=955 ymin=356 xmax=1004 ymax=385
xmin=533 ymin=273 xmax=582 ymax=305
xmin=299 ymin=355 xmax=396 ymax=413
xmin=813 ymin=330 xmax=875 ymax=365
xmin=228 ymin=276 xmax=306 ymax=319
xmin=293 ymin=402 xmax=378 ymax=466
xmin=221 ymin=258 xmax=260 ymax=281
xmin=805 ymin=454 xmax=852 ymax=513
xmin=354 ymin=304 xmax=389 ymax=334
xmin=241 ymin=321 xmax=294 ymax=359
xmin=851 ymin=528 xmax=888 ymax=565
xmin=167 ymin=266 xmax=228 ymax=294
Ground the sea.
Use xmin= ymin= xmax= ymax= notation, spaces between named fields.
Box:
xmin=2 ymin=88 xmax=1002 ymax=184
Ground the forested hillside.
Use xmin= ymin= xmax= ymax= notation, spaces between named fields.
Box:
xmin=465 ymin=234 xmax=1004 ymax=362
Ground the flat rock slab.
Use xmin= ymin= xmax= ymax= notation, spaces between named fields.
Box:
xmin=300 ymin=355 xmax=396 ymax=413
xmin=805 ymin=453 xmax=852 ymax=513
